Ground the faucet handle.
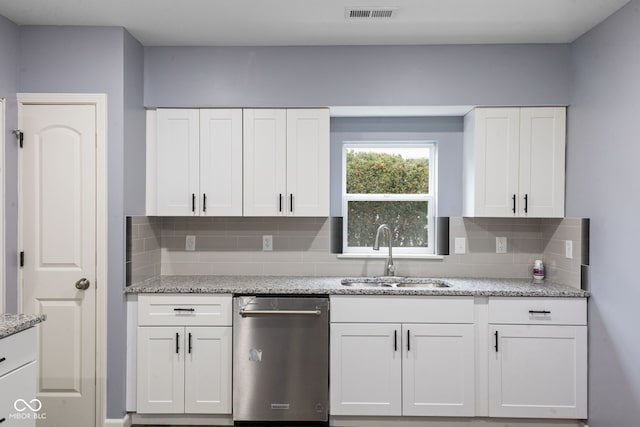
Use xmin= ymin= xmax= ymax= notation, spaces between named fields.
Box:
xmin=388 ymin=264 xmax=396 ymax=276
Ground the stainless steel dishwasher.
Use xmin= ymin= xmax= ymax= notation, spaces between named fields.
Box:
xmin=233 ymin=296 xmax=329 ymax=425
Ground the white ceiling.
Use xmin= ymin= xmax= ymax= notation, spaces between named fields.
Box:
xmin=0 ymin=0 xmax=630 ymax=46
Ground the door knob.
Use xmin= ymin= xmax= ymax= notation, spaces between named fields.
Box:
xmin=75 ymin=278 xmax=90 ymax=290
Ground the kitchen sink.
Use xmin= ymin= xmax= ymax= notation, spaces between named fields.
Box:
xmin=340 ymin=278 xmax=450 ymax=288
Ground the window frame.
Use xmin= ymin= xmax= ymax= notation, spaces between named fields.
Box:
xmin=341 ymin=141 xmax=437 ymax=255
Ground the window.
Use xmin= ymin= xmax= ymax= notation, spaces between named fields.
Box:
xmin=342 ymin=143 xmax=436 ymax=255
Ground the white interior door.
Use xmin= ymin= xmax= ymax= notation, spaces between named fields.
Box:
xmin=20 ymin=103 xmax=96 ymax=427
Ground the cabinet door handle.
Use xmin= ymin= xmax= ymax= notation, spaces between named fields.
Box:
xmin=528 ymin=310 xmax=551 ymax=314
xmin=524 ymin=194 xmax=528 ymax=213
xmin=407 ymin=329 xmax=411 ymax=351
xmin=494 ymin=330 xmax=499 ymax=352
xmin=202 ymin=193 xmax=207 ymax=213
xmin=0 ymin=357 xmax=5 ymax=363
xmin=394 ymin=330 xmax=397 ymax=352
xmin=176 ymin=332 xmax=180 ymax=354
xmin=0 ymin=417 xmax=6 ymax=423
xmin=191 ymin=193 xmax=196 ymax=213
xmin=290 ymin=194 xmax=293 ymax=213
xmin=512 ymin=194 xmax=516 ymax=214
xmin=279 ymin=194 xmax=283 ymax=212
xmin=188 ymin=332 xmax=192 ymax=354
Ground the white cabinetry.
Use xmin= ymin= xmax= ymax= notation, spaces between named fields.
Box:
xmin=463 ymin=107 xmax=566 ymax=217
xmin=488 ymin=297 xmax=587 ymax=419
xmin=136 ymin=295 xmax=232 ymax=414
xmin=243 ymin=108 xmax=329 ymax=216
xmin=330 ymin=296 xmax=475 ymax=417
xmin=153 ymin=109 xmax=243 ymax=216
xmin=0 ymin=328 xmax=37 ymax=427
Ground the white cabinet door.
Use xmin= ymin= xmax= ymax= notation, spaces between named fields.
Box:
xmin=137 ymin=327 xmax=185 ymax=414
xmin=489 ymin=325 xmax=587 ymax=419
xmin=184 ymin=327 xmax=232 ymax=414
xmin=330 ymin=323 xmax=402 ymax=416
xmin=471 ymin=108 xmax=520 ymax=217
xmin=199 ymin=109 xmax=243 ymax=216
xmin=402 ymin=324 xmax=475 ymax=417
xmin=156 ymin=109 xmax=200 ymax=216
xmin=0 ymin=361 xmax=37 ymax=427
xmin=243 ymin=109 xmax=287 ymax=216
xmin=518 ymin=107 xmax=566 ymax=217
xmin=286 ymin=109 xmax=330 ymax=216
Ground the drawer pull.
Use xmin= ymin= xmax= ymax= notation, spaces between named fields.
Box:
xmin=0 ymin=357 xmax=5 ymax=363
xmin=529 ymin=310 xmax=551 ymax=314
xmin=0 ymin=417 xmax=6 ymax=423
xmin=173 ymin=308 xmax=195 ymax=312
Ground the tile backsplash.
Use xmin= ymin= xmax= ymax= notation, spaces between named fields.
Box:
xmin=126 ymin=216 xmax=587 ymax=289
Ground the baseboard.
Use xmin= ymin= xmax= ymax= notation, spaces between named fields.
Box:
xmin=104 ymin=413 xmax=132 ymax=427
xmin=131 ymin=413 xmax=233 ymax=425
xmin=330 ymin=416 xmax=584 ymax=427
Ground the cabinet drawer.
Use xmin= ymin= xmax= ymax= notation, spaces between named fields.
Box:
xmin=0 ymin=327 xmax=36 ymax=377
xmin=489 ymin=297 xmax=586 ymax=325
xmin=330 ymin=296 xmax=474 ymax=324
xmin=138 ymin=294 xmax=232 ymax=326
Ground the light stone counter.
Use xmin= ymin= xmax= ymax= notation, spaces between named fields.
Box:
xmin=125 ymin=275 xmax=589 ymax=298
xmin=0 ymin=314 xmax=47 ymax=339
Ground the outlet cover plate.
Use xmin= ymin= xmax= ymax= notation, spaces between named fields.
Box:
xmin=565 ymin=240 xmax=573 ymax=259
xmin=262 ymin=235 xmax=273 ymax=251
xmin=496 ymin=237 xmax=507 ymax=254
xmin=185 ymin=235 xmax=196 ymax=251
xmin=454 ymin=237 xmax=466 ymax=254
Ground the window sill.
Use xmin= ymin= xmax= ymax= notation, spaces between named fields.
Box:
xmin=336 ymin=253 xmax=445 ymax=260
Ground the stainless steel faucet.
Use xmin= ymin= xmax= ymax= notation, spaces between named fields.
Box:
xmin=373 ymin=224 xmax=395 ymax=276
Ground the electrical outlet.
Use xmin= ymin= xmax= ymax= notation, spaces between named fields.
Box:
xmin=565 ymin=240 xmax=573 ymax=259
xmin=185 ymin=235 xmax=196 ymax=251
xmin=262 ymin=235 xmax=273 ymax=251
xmin=454 ymin=237 xmax=466 ymax=254
xmin=496 ymin=237 xmax=507 ymax=254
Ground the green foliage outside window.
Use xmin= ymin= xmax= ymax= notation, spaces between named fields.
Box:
xmin=345 ymin=150 xmax=430 ymax=248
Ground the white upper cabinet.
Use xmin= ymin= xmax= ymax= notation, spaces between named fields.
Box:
xmin=156 ymin=109 xmax=200 ymax=216
xmin=199 ymin=109 xmax=243 ymax=216
xmin=244 ymin=108 xmax=330 ymax=217
xmin=152 ymin=108 xmax=243 ymax=216
xmin=463 ymin=107 xmax=566 ymax=217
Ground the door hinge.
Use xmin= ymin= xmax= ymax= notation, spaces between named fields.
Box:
xmin=13 ymin=130 xmax=24 ymax=148
xmin=19 ymin=251 xmax=24 ymax=267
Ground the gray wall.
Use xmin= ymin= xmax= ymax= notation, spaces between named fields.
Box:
xmin=18 ymin=26 xmax=137 ymax=419
xmin=123 ymin=31 xmax=146 ymax=215
xmin=567 ymin=1 xmax=640 ymax=425
xmin=0 ymin=15 xmax=19 ymax=313
xmin=329 ymin=116 xmax=463 ymax=217
xmin=144 ymin=44 xmax=571 ymax=107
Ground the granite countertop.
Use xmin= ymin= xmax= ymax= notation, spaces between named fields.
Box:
xmin=0 ymin=314 xmax=47 ymax=339
xmin=125 ymin=275 xmax=589 ymax=298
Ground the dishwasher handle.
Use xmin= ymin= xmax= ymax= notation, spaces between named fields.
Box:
xmin=239 ymin=309 xmax=321 ymax=317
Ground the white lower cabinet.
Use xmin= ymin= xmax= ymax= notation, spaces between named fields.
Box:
xmin=0 ymin=328 xmax=38 ymax=427
xmin=402 ymin=324 xmax=475 ymax=417
xmin=488 ymin=297 xmax=588 ymax=419
xmin=330 ymin=323 xmax=402 ymax=416
xmin=330 ymin=296 xmax=476 ymax=417
xmin=136 ymin=295 xmax=233 ymax=415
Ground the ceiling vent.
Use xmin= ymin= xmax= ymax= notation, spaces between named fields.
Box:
xmin=345 ymin=7 xmax=397 ymax=20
